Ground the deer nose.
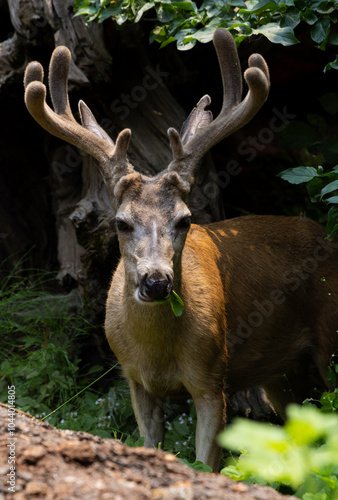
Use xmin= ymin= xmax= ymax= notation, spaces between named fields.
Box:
xmin=139 ymin=273 xmax=173 ymax=302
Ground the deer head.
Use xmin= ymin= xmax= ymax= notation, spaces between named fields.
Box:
xmin=24 ymin=29 xmax=269 ymax=304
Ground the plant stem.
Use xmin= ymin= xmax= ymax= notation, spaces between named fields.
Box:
xmin=41 ymin=362 xmax=119 ymax=421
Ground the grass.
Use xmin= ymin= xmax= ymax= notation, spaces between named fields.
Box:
xmin=0 ymin=266 xmax=208 ymax=468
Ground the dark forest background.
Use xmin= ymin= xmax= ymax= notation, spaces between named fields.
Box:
xmin=0 ymin=0 xmax=337 ymax=375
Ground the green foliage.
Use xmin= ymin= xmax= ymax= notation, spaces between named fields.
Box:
xmin=278 ymin=91 xmax=338 ymax=238
xmin=317 ymin=356 xmax=338 ymax=414
xmin=1 ymin=273 xmax=77 ymax=410
xmin=162 ymin=398 xmax=198 ymax=464
xmin=0 ymin=265 xmax=202 ymax=468
xmin=180 ymin=458 xmax=213 ymax=472
xmin=219 ymin=404 xmax=338 ymax=499
xmin=0 ymin=266 xmax=106 ymax=433
xmin=279 ymin=164 xmax=338 ymax=239
xmin=280 ymin=164 xmax=338 ymax=234
xmin=73 ymin=0 xmax=338 ymax=67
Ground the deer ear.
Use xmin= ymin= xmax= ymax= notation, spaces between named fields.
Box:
xmin=78 ymin=100 xmax=115 ymax=147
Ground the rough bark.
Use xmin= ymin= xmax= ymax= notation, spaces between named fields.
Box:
xmin=0 ymin=403 xmax=296 ymax=500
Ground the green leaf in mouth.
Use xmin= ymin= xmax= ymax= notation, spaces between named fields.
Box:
xmin=169 ymin=290 xmax=184 ymax=317
xmin=156 ymin=290 xmax=184 ymax=317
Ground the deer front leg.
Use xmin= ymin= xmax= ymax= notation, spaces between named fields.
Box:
xmin=129 ymin=380 xmax=165 ymax=448
xmin=194 ymin=392 xmax=226 ymax=471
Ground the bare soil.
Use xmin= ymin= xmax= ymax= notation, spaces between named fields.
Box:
xmin=0 ymin=403 xmax=295 ymax=500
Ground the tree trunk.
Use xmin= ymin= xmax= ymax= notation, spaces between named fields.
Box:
xmin=0 ymin=0 xmax=223 ymax=319
xmin=0 ymin=403 xmax=296 ymax=500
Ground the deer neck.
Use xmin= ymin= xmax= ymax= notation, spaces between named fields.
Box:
xmin=122 ymin=256 xmax=183 ymax=342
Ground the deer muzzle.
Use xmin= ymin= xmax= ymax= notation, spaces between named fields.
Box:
xmin=138 ymin=273 xmax=173 ymax=302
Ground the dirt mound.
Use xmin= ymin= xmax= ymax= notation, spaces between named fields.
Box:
xmin=0 ymin=403 xmax=294 ymax=499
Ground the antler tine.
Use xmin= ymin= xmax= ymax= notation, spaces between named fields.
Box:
xmin=168 ymin=28 xmax=270 ymax=182
xmin=213 ymin=28 xmax=242 ymax=113
xmin=24 ymin=61 xmax=44 ymax=88
xmin=24 ymin=47 xmax=134 ymax=186
xmin=48 ymin=46 xmax=75 ymax=120
xmin=248 ymin=53 xmax=270 ymax=86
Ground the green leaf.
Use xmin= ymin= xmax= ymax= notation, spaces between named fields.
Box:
xmin=280 ymin=7 xmax=301 ymax=28
xmin=190 ymin=22 xmax=221 ymax=43
xmin=73 ymin=0 xmax=86 ymax=10
xmin=73 ymin=5 xmax=98 ymax=17
xmin=327 ymin=364 xmax=337 ymax=386
xmin=229 ymin=0 xmax=247 ymax=6
xmin=170 ymin=1 xmax=197 ymax=12
xmin=252 ymin=23 xmax=299 ymax=46
xmin=180 ymin=459 xmax=213 ymax=472
xmin=325 ymin=195 xmax=338 ymax=204
xmin=173 ymin=419 xmax=189 ymax=435
xmin=326 ymin=205 xmax=338 ymax=238
xmin=124 ymin=435 xmax=145 ymax=447
xmin=306 ymin=176 xmax=328 ymax=199
xmin=177 ymin=38 xmax=197 ymax=50
xmin=155 ymin=4 xmax=176 ymax=23
xmin=278 ymin=166 xmax=317 ymax=184
xmin=302 ymin=492 xmax=328 ymax=500
xmin=316 ymin=0 xmax=336 ymax=14
xmin=135 ymin=2 xmax=155 ymax=23
xmin=311 ymin=17 xmax=330 ymax=47
xmin=320 ymin=180 xmax=338 ymax=200
xmin=324 ymin=55 xmax=338 ymax=72
xmin=169 ymin=290 xmax=184 ymax=316
xmin=242 ymin=0 xmax=278 ymax=14
xmin=98 ymin=5 xmax=123 ymax=22
xmin=116 ymin=11 xmax=128 ymax=25
xmin=302 ymin=8 xmax=318 ymax=25
xmin=160 ymin=36 xmax=177 ymax=47
xmin=285 ymin=404 xmax=338 ymax=445
xmin=155 ymin=290 xmax=184 ymax=316
xmin=321 ymin=391 xmax=338 ymax=412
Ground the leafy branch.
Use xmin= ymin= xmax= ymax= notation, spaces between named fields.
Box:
xmin=74 ymin=0 xmax=338 ymax=69
xmin=279 ymin=165 xmax=338 ymax=239
xmin=219 ymin=404 xmax=338 ymax=499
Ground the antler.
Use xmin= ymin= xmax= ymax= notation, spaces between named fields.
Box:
xmin=24 ymin=46 xmax=133 ymax=189
xmin=24 ymin=31 xmax=269 ymax=195
xmin=168 ymin=29 xmax=270 ymax=183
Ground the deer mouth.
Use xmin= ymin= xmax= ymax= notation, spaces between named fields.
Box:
xmin=137 ymin=288 xmax=153 ymax=303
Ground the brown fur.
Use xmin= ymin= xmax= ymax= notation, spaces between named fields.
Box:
xmin=105 ymin=177 xmax=338 ymax=470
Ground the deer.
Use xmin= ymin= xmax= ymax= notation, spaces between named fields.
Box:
xmin=24 ymin=29 xmax=338 ymax=471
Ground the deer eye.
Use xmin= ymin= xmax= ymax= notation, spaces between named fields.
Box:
xmin=115 ymin=219 xmax=134 ymax=234
xmin=175 ymin=216 xmax=191 ymax=231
